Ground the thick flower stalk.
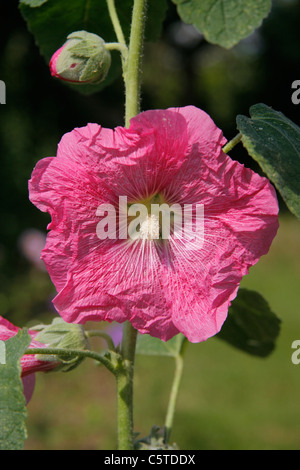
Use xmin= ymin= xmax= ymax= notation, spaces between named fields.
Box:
xmin=29 ymin=106 xmax=279 ymax=343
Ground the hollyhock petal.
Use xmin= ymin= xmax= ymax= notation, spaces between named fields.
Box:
xmin=0 ymin=315 xmax=18 ymax=337
xmin=0 ymin=316 xmax=60 ymax=377
xmin=29 ymin=106 xmax=279 ymax=343
xmin=174 ymin=105 xmax=227 ymax=148
xmin=49 ymin=45 xmax=65 ymax=78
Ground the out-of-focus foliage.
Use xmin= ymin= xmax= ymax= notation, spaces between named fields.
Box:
xmin=172 ymin=0 xmax=271 ymax=48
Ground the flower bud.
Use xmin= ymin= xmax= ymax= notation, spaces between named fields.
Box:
xmin=49 ymin=31 xmax=111 ymax=85
xmin=32 ymin=317 xmax=90 ymax=371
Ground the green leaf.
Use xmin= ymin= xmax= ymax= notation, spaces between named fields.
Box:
xmin=216 ymin=288 xmax=281 ymax=357
xmin=236 ymin=104 xmax=300 ymax=219
xmin=0 ymin=329 xmax=31 ymax=450
xmin=171 ymin=0 xmax=271 ymax=48
xmin=136 ymin=333 xmax=186 ymax=357
xmin=19 ymin=0 xmax=168 ymax=94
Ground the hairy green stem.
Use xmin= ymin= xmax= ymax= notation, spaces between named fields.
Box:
xmin=106 ymin=0 xmax=128 ymax=73
xmin=125 ymin=0 xmax=148 ymax=127
xmin=24 ymin=347 xmax=116 ymax=375
xmin=106 ymin=0 xmax=127 ymax=46
xmin=86 ymin=330 xmax=116 ymax=351
xmin=116 ymin=322 xmax=138 ymax=450
xmin=164 ymin=354 xmax=184 ymax=443
xmin=222 ymin=132 xmax=242 ymax=154
xmin=105 ymin=42 xmax=128 ymax=59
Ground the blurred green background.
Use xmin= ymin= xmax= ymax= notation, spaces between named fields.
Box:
xmin=1 ymin=0 xmax=300 ymax=450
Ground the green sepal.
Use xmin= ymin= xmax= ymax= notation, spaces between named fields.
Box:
xmin=32 ymin=317 xmax=89 ymax=371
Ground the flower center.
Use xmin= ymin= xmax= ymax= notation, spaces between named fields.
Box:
xmin=128 ymin=193 xmax=166 ymax=241
xmin=138 ymin=213 xmax=160 ymax=240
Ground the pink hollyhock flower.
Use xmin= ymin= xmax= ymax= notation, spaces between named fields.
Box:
xmin=29 ymin=106 xmax=279 ymax=343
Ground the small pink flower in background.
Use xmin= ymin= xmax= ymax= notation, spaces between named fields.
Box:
xmin=29 ymin=106 xmax=279 ymax=343
xmin=0 ymin=316 xmax=60 ymax=403
xmin=106 ymin=323 xmax=123 ymax=348
xmin=18 ymin=229 xmax=47 ymax=271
